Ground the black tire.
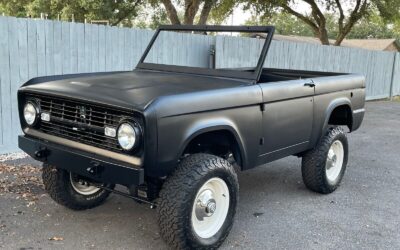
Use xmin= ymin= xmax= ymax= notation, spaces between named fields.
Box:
xmin=302 ymin=126 xmax=349 ymax=194
xmin=42 ymin=164 xmax=114 ymax=210
xmin=157 ymin=153 xmax=239 ymax=249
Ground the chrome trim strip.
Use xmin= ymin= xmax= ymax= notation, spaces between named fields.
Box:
xmin=353 ymin=108 xmax=365 ymax=114
xmin=24 ymin=128 xmax=142 ymax=167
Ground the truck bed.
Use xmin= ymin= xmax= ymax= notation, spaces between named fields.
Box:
xmin=259 ymin=68 xmax=346 ymax=83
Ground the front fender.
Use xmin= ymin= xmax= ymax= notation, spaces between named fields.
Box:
xmin=154 ymin=118 xmax=248 ymax=177
xmin=151 ymin=106 xmax=261 ymax=177
xmin=178 ymin=119 xmax=247 ymax=164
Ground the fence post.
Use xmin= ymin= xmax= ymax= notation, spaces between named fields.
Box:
xmin=389 ymin=52 xmax=397 ymax=100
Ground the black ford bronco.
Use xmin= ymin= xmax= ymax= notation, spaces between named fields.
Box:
xmin=18 ymin=25 xmax=365 ymax=249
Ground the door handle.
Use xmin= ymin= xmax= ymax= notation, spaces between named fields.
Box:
xmin=304 ymin=82 xmax=315 ymax=88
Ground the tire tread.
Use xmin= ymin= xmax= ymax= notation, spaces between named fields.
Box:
xmin=157 ymin=153 xmax=238 ymax=249
xmin=301 ymin=126 xmax=348 ymax=194
xmin=42 ymin=164 xmax=112 ymax=210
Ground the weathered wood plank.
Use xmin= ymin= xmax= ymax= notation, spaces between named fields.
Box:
xmin=84 ymin=23 xmax=92 ymax=73
xmin=8 ymin=17 xmax=21 ymax=147
xmin=27 ymin=18 xmax=38 ymax=78
xmin=391 ymin=53 xmax=400 ymax=96
xmin=61 ymin=22 xmax=70 ymax=74
xmin=53 ymin=21 xmax=62 ymax=75
xmin=16 ymin=18 xmax=29 ymax=137
xmin=0 ymin=16 xmax=11 ymax=146
xmin=98 ymin=25 xmax=106 ymax=71
xmin=111 ymin=26 xmax=119 ymax=71
xmin=91 ymin=24 xmax=99 ymax=72
xmin=123 ymin=28 xmax=132 ymax=70
xmin=36 ymin=19 xmax=46 ymax=77
xmin=105 ymin=25 xmax=113 ymax=70
xmin=69 ymin=22 xmax=78 ymax=73
xmin=76 ymin=22 xmax=85 ymax=72
xmin=44 ymin=20 xmax=54 ymax=76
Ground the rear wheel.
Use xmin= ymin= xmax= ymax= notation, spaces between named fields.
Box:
xmin=301 ymin=126 xmax=348 ymax=194
xmin=157 ymin=153 xmax=238 ymax=249
xmin=42 ymin=164 xmax=114 ymax=210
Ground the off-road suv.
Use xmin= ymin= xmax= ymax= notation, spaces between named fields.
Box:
xmin=18 ymin=25 xmax=365 ymax=249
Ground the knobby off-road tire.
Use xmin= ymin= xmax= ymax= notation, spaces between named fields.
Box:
xmin=42 ymin=164 xmax=114 ymax=210
xmin=157 ymin=153 xmax=239 ymax=249
xmin=302 ymin=126 xmax=349 ymax=194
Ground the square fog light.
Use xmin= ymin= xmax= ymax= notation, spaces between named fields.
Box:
xmin=105 ymin=127 xmax=116 ymax=137
xmin=41 ymin=112 xmax=50 ymax=122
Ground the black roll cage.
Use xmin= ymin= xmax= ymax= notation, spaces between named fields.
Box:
xmin=136 ymin=25 xmax=275 ymax=82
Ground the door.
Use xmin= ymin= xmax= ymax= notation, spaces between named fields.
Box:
xmin=259 ymin=79 xmax=315 ymax=163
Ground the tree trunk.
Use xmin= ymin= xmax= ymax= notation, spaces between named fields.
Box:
xmin=334 ymin=16 xmax=363 ymax=46
xmin=198 ymin=0 xmax=215 ymax=25
xmin=183 ymin=0 xmax=202 ymax=25
xmin=334 ymin=33 xmax=346 ymax=46
xmin=318 ymin=28 xmax=330 ymax=45
xmin=161 ymin=0 xmax=181 ymax=25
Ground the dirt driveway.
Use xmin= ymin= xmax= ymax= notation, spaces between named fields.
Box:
xmin=0 ymin=101 xmax=399 ymax=250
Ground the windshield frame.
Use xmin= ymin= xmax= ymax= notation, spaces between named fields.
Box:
xmin=136 ymin=25 xmax=275 ymax=82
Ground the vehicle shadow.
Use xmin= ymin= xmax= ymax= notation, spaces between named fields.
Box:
xmin=4 ymin=156 xmax=317 ymax=249
xmin=237 ymin=156 xmax=310 ymax=203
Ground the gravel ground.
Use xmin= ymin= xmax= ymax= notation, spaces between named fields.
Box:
xmin=0 ymin=101 xmax=399 ymax=250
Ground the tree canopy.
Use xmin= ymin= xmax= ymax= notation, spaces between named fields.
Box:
xmin=1 ymin=0 xmax=399 ymax=44
xmin=243 ymin=0 xmax=400 ymax=45
xmin=247 ymin=10 xmax=400 ymax=40
xmin=0 ymin=0 xmax=236 ymax=26
xmin=147 ymin=0 xmax=235 ymax=25
xmin=0 ymin=0 xmax=142 ymax=26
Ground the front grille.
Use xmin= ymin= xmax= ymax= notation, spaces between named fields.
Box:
xmin=27 ymin=94 xmax=138 ymax=153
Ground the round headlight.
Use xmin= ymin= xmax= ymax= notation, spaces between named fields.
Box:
xmin=117 ymin=123 xmax=137 ymax=151
xmin=23 ymin=102 xmax=38 ymax=126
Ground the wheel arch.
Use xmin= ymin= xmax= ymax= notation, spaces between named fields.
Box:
xmin=179 ymin=123 xmax=247 ymax=170
xmin=323 ymin=98 xmax=353 ymax=133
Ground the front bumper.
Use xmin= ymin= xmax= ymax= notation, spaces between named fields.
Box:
xmin=19 ymin=135 xmax=144 ymax=186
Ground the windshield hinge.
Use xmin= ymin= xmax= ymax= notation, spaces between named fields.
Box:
xmin=260 ymin=103 xmax=265 ymax=112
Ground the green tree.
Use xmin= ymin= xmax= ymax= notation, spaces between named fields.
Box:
xmin=247 ymin=9 xmax=400 ymax=41
xmin=347 ymin=12 xmax=399 ymax=39
xmin=0 ymin=0 xmax=142 ymax=26
xmin=132 ymin=3 xmax=170 ymax=29
xmin=242 ymin=0 xmax=400 ymax=45
xmin=149 ymin=0 xmax=236 ymax=25
xmin=0 ymin=0 xmax=31 ymax=17
xmin=245 ymin=12 xmax=315 ymax=36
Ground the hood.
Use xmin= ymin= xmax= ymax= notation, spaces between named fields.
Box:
xmin=20 ymin=70 xmax=249 ymax=111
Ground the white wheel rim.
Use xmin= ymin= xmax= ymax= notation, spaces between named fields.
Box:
xmin=326 ymin=140 xmax=344 ymax=183
xmin=70 ymin=173 xmax=101 ymax=195
xmin=191 ymin=177 xmax=230 ymax=239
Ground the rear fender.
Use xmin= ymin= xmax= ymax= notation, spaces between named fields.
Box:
xmin=322 ymin=98 xmax=352 ymax=134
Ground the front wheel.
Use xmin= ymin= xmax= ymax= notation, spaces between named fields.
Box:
xmin=157 ymin=154 xmax=239 ymax=249
xmin=42 ymin=164 xmax=114 ymax=210
xmin=301 ymin=126 xmax=349 ymax=194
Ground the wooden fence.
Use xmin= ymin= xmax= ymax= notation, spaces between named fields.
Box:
xmin=0 ymin=16 xmax=399 ymax=154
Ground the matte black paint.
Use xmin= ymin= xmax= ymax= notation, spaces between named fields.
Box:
xmin=17 ymin=25 xmax=366 ymax=185
xmin=18 ymin=135 xmax=144 ymax=185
